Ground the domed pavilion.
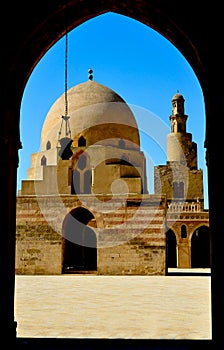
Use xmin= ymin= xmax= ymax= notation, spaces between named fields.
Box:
xmin=20 ymin=78 xmax=147 ymax=196
xmin=16 ymin=77 xmax=167 ymax=275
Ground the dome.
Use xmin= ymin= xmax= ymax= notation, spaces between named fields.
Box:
xmin=172 ymin=92 xmax=185 ymax=101
xmin=40 ymin=80 xmax=140 ymax=151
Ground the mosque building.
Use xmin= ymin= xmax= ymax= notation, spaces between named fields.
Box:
xmin=16 ymin=74 xmax=209 ymax=275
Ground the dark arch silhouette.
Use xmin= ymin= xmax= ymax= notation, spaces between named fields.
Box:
xmin=166 ymin=229 xmax=177 ymax=268
xmin=46 ymin=140 xmax=51 ymax=150
xmin=191 ymin=226 xmax=210 ymax=268
xmin=2 ymin=1 xmax=220 ymax=348
xmin=78 ymin=136 xmax=86 ymax=147
xmin=40 ymin=155 xmax=47 ymax=166
xmin=181 ymin=224 xmax=187 ymax=238
xmin=62 ymin=207 xmax=97 ymax=273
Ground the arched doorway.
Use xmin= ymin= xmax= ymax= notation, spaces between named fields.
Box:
xmin=166 ymin=229 xmax=177 ymax=268
xmin=62 ymin=207 xmax=97 ymax=273
xmin=191 ymin=226 xmax=210 ymax=268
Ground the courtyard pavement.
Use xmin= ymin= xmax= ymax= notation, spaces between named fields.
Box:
xmin=14 ymin=269 xmax=211 ymax=340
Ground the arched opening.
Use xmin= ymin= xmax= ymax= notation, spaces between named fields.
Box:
xmin=16 ymin=9 xmax=208 ymax=339
xmin=40 ymin=155 xmax=47 ymax=166
xmin=78 ymin=136 xmax=86 ymax=147
xmin=191 ymin=226 xmax=210 ymax=268
xmin=181 ymin=224 xmax=187 ymax=239
xmin=18 ymin=12 xmax=207 ymax=209
xmin=3 ymin=1 xmax=215 ymax=348
xmin=166 ymin=229 xmax=177 ymax=268
xmin=62 ymin=207 xmax=97 ymax=273
xmin=46 ymin=141 xmax=51 ymax=150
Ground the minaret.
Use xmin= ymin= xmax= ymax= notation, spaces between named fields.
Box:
xmin=170 ymin=93 xmax=187 ymax=133
xmin=154 ymin=92 xmax=204 ymax=206
xmin=167 ymin=92 xmax=197 ymax=170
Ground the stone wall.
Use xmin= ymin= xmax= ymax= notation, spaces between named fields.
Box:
xmin=16 ymin=194 xmax=167 ymax=275
xmin=16 ymin=196 xmax=62 ymax=274
xmin=154 ymin=163 xmax=203 ymax=201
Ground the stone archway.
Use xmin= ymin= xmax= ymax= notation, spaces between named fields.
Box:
xmin=191 ymin=226 xmax=210 ymax=268
xmin=62 ymin=207 xmax=97 ymax=273
xmin=166 ymin=229 xmax=177 ymax=268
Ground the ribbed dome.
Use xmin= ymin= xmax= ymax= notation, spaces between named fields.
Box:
xmin=40 ymin=80 xmax=140 ymax=150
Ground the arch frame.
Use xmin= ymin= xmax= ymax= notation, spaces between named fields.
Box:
xmin=1 ymin=1 xmax=221 ymax=349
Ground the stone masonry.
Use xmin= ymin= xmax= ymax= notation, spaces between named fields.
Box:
xmin=16 ymin=194 xmax=167 ymax=275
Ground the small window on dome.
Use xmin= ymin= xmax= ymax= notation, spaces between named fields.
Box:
xmin=119 ymin=139 xmax=125 ymax=149
xmin=46 ymin=141 xmax=51 ymax=150
xmin=78 ymin=136 xmax=86 ymax=147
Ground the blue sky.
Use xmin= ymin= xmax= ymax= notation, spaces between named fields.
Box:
xmin=18 ymin=12 xmax=208 ymax=208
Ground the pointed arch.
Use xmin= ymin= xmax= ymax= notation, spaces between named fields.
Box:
xmin=4 ymin=1 xmax=216 ymax=346
xmin=181 ymin=224 xmax=187 ymax=238
xmin=166 ymin=229 xmax=177 ymax=268
xmin=78 ymin=136 xmax=86 ymax=147
xmin=46 ymin=141 xmax=51 ymax=150
xmin=62 ymin=207 xmax=97 ymax=273
xmin=191 ymin=225 xmax=210 ymax=268
xmin=41 ymin=155 xmax=47 ymax=166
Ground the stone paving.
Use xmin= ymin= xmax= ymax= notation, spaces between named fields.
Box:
xmin=14 ymin=270 xmax=212 ymax=340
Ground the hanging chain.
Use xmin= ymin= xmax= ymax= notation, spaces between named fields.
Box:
xmin=64 ymin=30 xmax=68 ymax=117
xmin=58 ymin=27 xmax=71 ymax=142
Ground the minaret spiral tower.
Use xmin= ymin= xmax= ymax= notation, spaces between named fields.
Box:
xmin=167 ymin=92 xmax=197 ymax=169
xmin=154 ymin=92 xmax=204 ymax=204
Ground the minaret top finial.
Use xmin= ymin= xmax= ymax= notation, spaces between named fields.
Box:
xmin=88 ymin=68 xmax=93 ymax=80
